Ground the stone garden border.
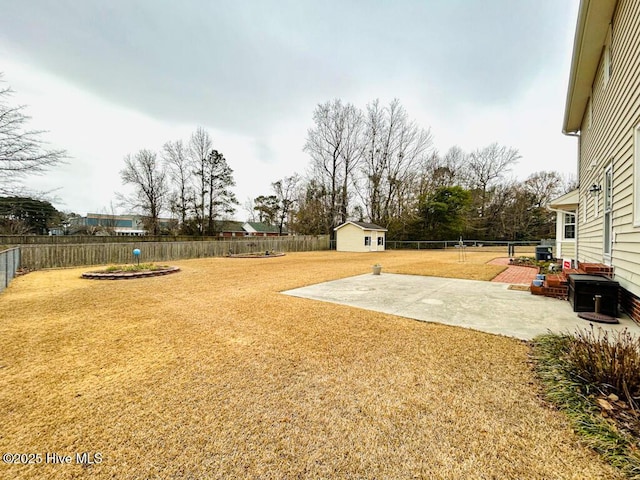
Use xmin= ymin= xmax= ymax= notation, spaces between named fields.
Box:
xmin=227 ymin=252 xmax=286 ymax=259
xmin=82 ymin=266 xmax=180 ymax=280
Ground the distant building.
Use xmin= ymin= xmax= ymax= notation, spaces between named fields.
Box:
xmin=71 ymin=213 xmax=172 ymax=236
xmin=215 ymin=220 xmax=246 ymax=237
xmin=70 ymin=215 xmax=289 ymax=237
xmin=242 ymin=222 xmax=289 ymax=237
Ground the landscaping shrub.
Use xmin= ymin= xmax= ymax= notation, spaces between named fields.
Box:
xmin=531 ymin=331 xmax=640 ymax=478
xmin=567 ymin=327 xmax=640 ymax=407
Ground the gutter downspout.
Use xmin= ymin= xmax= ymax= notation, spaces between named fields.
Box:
xmin=561 ymin=130 xmax=581 ymax=264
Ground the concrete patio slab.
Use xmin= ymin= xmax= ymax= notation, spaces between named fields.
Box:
xmin=282 ymin=273 xmax=640 ymax=341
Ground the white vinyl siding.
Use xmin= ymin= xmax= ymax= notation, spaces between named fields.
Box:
xmin=585 ymin=97 xmax=593 ymax=130
xmin=336 ymin=223 xmax=367 ymax=252
xmin=559 ymin=241 xmax=576 ymax=259
xmin=603 ymin=164 xmax=613 ymax=263
xmin=634 ymin=122 xmax=640 ymax=226
xmin=604 ymin=24 xmax=612 ymax=86
xmin=334 ymin=223 xmax=386 ymax=252
xmin=577 ymin=0 xmax=640 ymax=297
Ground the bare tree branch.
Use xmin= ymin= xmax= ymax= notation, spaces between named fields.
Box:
xmin=119 ymin=149 xmax=168 ymax=235
xmin=0 ymin=74 xmax=67 ymax=193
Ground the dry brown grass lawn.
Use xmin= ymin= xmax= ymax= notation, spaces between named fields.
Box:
xmin=0 ymin=250 xmax=622 ymax=479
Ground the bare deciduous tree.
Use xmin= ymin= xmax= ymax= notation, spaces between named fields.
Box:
xmin=119 ymin=149 xmax=168 ymax=235
xmin=188 ymin=127 xmax=213 ymax=234
xmin=163 ymin=139 xmax=192 ymax=226
xmin=523 ymin=170 xmax=563 ymax=206
xmin=466 ymin=143 xmax=520 ymax=218
xmin=304 ymin=100 xmax=362 ymax=235
xmin=290 ymin=179 xmax=330 ymax=235
xmin=244 ymin=197 xmax=257 ymax=222
xmin=358 ymin=99 xmax=433 ymax=228
xmin=272 ymin=174 xmax=299 ymax=235
xmin=0 ymin=74 xmax=66 ymax=194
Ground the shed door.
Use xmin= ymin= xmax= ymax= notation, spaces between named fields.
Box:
xmin=370 ymin=232 xmax=378 ymax=251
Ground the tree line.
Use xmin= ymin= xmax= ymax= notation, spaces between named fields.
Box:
xmin=118 ymin=127 xmax=237 ymax=236
xmin=0 ymin=71 xmax=573 ymax=241
xmin=280 ymin=98 xmax=574 ymax=241
xmin=246 ymin=98 xmax=572 ymax=242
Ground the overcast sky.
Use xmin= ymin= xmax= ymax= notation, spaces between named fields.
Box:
xmin=0 ymin=0 xmax=580 ymax=218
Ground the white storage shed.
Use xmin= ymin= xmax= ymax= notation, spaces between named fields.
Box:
xmin=334 ymin=221 xmax=387 ymax=252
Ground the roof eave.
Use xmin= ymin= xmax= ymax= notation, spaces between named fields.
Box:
xmin=548 ymin=188 xmax=580 ymax=209
xmin=563 ymin=0 xmax=617 ymax=134
xmin=334 ymin=221 xmax=387 ymax=232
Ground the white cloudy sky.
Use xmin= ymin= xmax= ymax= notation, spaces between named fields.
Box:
xmin=0 ymin=0 xmax=580 ymax=218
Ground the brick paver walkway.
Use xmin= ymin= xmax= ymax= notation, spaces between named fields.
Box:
xmin=489 ymin=258 xmax=539 ymax=285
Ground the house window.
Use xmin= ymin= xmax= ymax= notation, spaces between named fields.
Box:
xmin=563 ymin=213 xmax=576 ymax=239
xmin=364 ymin=236 xmax=371 ymax=246
xmin=377 ymin=236 xmax=384 ymax=246
xmin=634 ymin=122 xmax=640 ymax=226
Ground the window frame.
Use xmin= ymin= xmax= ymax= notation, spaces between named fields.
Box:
xmin=563 ymin=212 xmax=576 ymax=240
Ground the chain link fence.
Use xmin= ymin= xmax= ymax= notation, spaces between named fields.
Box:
xmin=0 ymin=247 xmax=20 ymax=294
xmin=330 ymin=239 xmax=550 ymax=256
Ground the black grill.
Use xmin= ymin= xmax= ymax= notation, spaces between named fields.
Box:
xmin=568 ymin=274 xmax=619 ymax=317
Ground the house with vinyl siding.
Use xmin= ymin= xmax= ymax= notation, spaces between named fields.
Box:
xmin=562 ymin=0 xmax=640 ymax=321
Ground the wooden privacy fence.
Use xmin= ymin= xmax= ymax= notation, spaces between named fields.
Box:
xmin=19 ymin=235 xmax=330 ymax=270
xmin=0 ymin=234 xmax=242 ymax=245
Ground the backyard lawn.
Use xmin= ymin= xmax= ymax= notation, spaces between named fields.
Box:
xmin=0 ymin=250 xmax=622 ymax=479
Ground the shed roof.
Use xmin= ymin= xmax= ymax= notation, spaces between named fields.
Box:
xmin=334 ymin=221 xmax=387 ymax=232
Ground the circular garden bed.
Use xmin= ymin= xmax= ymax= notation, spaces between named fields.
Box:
xmin=82 ymin=264 xmax=180 ymax=280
